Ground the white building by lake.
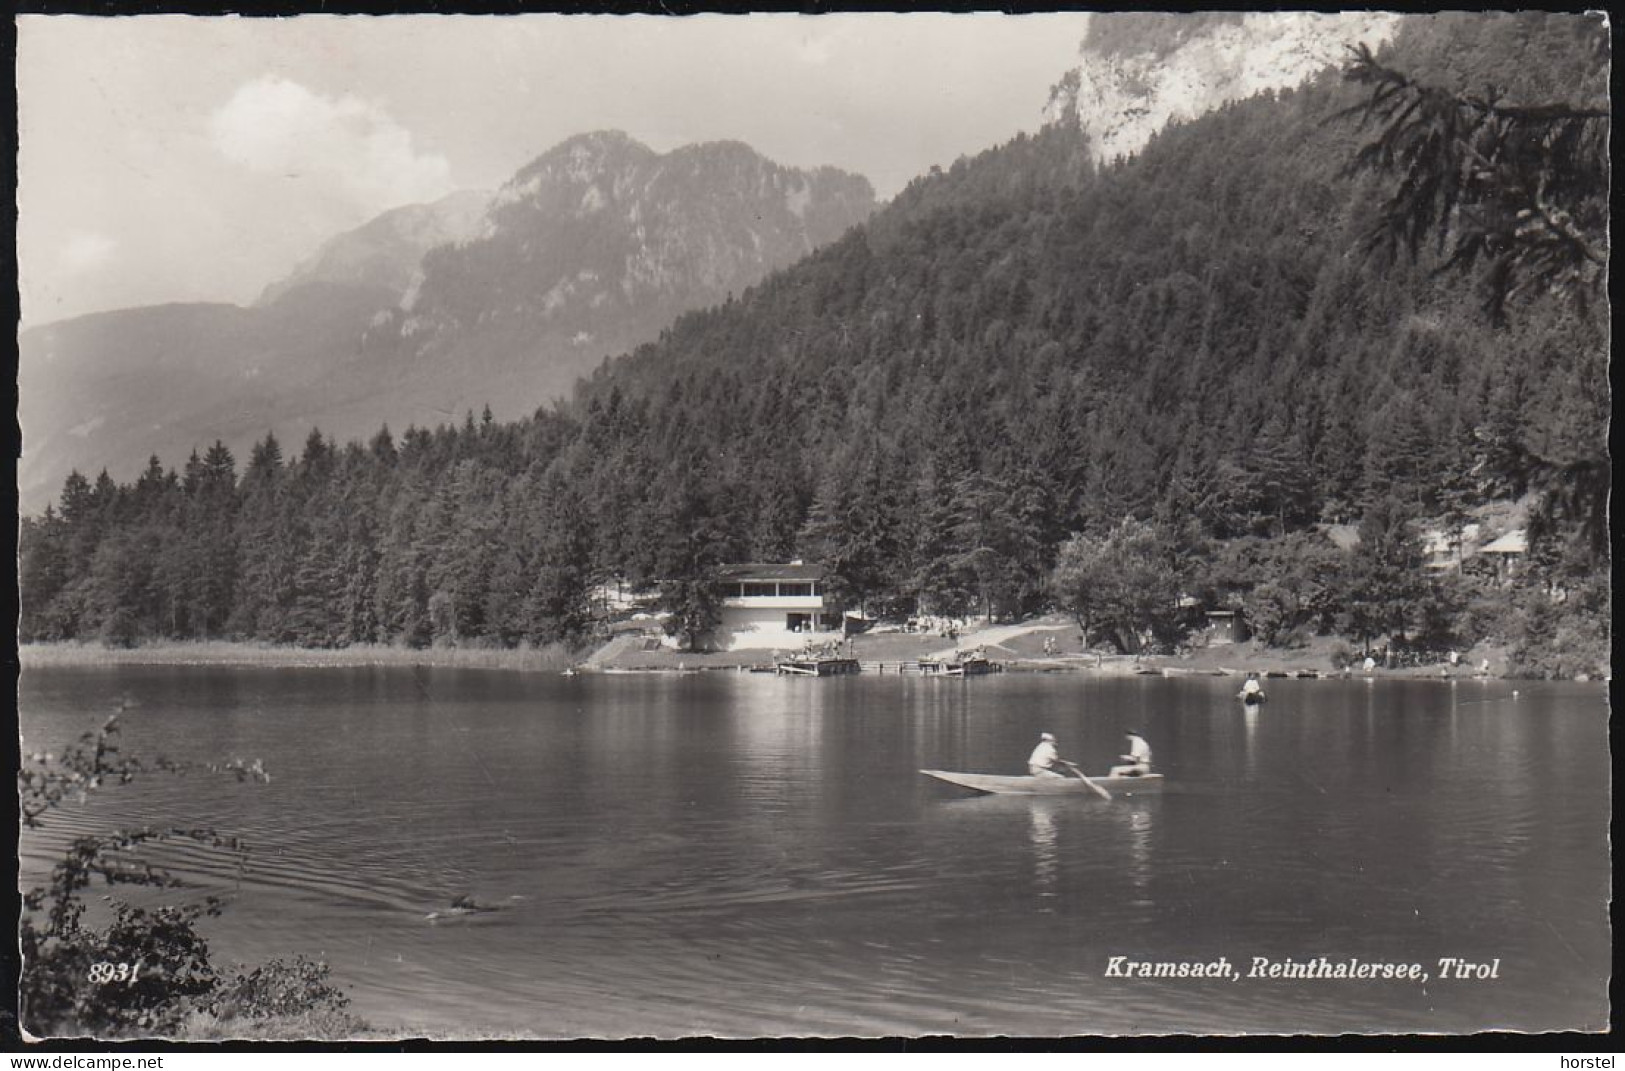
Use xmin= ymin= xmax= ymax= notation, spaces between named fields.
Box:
xmin=712 ymin=562 xmax=843 ymax=651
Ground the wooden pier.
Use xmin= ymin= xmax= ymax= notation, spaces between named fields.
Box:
xmin=775 ymin=657 xmax=862 ymax=677
xmin=919 ymin=656 xmax=1002 ymax=677
xmin=858 ymin=658 xmax=1004 ymax=677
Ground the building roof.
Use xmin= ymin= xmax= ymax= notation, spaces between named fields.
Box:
xmin=1478 ymin=529 xmax=1528 ymax=555
xmin=1422 ymin=523 xmax=1481 ymax=553
xmin=717 ymin=562 xmax=824 ymax=581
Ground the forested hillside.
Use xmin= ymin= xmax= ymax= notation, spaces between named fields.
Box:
xmin=19 ymin=13 xmax=1609 ymax=677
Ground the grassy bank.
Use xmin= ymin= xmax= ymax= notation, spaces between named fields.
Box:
xmin=19 ymin=640 xmax=580 ymax=674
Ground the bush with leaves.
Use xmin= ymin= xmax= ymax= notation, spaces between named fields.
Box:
xmin=1051 ymin=519 xmax=1188 ymax=654
xmin=182 ymin=957 xmax=365 ymax=1039
xmin=18 ymin=716 xmax=360 ymax=1038
xmin=1504 ymin=574 xmax=1611 ymax=679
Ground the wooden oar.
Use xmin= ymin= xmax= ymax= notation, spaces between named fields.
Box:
xmin=1060 ymin=760 xmax=1112 ymax=801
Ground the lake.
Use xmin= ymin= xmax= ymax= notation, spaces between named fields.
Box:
xmin=18 ymin=665 xmax=1611 ymax=1037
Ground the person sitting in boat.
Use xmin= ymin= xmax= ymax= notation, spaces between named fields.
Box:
xmin=1240 ymin=674 xmax=1265 ymax=700
xmin=1027 ymin=732 xmax=1071 ymax=779
xmin=1109 ymin=730 xmax=1153 ymax=778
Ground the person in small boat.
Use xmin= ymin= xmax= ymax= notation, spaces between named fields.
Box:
xmin=1027 ymin=732 xmax=1074 ymax=779
xmin=1240 ymin=674 xmax=1265 ymax=700
xmin=1109 ymin=730 xmax=1153 ymax=778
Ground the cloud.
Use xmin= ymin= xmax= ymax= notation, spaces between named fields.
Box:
xmin=209 ymin=75 xmax=453 ymax=211
xmin=58 ymin=231 xmax=116 ymax=274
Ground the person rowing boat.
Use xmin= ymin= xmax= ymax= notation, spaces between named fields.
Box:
xmin=1026 ymin=732 xmax=1112 ymax=799
xmin=1108 ymin=730 xmax=1153 ymax=778
xmin=1027 ymin=732 xmax=1073 ymax=778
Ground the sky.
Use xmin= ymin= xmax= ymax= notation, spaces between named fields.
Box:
xmin=16 ymin=13 xmax=1094 ymax=326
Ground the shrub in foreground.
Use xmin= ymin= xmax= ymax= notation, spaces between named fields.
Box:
xmin=19 ymin=717 xmax=364 ymax=1039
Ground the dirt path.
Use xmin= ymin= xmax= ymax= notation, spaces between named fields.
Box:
xmin=927 ymin=620 xmax=1072 ymax=660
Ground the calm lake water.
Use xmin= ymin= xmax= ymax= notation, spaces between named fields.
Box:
xmin=18 ymin=665 xmax=1611 ymax=1037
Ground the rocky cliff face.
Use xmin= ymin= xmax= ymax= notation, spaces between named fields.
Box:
xmin=1048 ymin=12 xmax=1400 ymax=163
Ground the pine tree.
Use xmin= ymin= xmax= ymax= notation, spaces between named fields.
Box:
xmin=1340 ymin=495 xmax=1429 ymax=649
xmin=1339 ymin=24 xmax=1608 ymax=324
xmin=19 ymin=509 xmax=72 ymax=641
xmin=369 ymin=425 xmax=398 ymax=467
xmin=246 ymin=432 xmax=284 ymax=485
xmin=522 ymin=476 xmax=597 ymax=648
xmin=373 ymin=481 xmax=433 ymax=648
xmin=652 ymin=470 xmax=731 ymax=651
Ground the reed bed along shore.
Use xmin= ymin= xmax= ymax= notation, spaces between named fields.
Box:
xmin=19 ymin=641 xmax=579 ymax=674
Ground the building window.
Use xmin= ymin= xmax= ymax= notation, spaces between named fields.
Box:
xmin=779 ymin=582 xmax=814 ymax=598
xmin=742 ymin=582 xmax=778 ymax=598
xmin=787 ymin=612 xmax=813 ymax=632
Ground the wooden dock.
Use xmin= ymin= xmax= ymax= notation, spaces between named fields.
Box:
xmin=858 ymin=658 xmax=1004 ymax=677
xmin=917 ymin=655 xmax=1002 ymax=677
xmin=775 ymin=658 xmax=862 ymax=677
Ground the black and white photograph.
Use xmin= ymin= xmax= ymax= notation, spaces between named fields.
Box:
xmin=13 ymin=10 xmax=1611 ymax=1043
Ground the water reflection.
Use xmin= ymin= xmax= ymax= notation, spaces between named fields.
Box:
xmin=1124 ymin=805 xmax=1153 ymax=895
xmin=1028 ymin=801 xmax=1059 ymax=905
xmin=1241 ymin=704 xmax=1259 ymax=778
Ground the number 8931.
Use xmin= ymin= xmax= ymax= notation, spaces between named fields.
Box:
xmin=87 ymin=960 xmax=145 ymax=985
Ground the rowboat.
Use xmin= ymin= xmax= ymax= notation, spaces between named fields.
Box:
xmin=920 ymin=769 xmax=1164 ymax=796
xmin=1240 ymin=691 xmax=1267 ymax=706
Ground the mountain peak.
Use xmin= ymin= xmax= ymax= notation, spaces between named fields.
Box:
xmin=510 ymin=130 xmax=658 ymax=184
xmin=258 ymin=188 xmax=492 ymax=307
xmin=395 ymin=130 xmax=876 ymax=374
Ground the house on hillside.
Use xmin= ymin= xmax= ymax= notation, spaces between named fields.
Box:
xmin=1422 ymin=523 xmax=1482 ymax=573
xmin=1475 ymin=528 xmax=1528 ymax=584
xmin=710 ymin=562 xmax=843 ymax=651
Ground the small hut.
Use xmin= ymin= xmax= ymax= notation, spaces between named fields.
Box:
xmin=1204 ymin=609 xmax=1247 ymax=645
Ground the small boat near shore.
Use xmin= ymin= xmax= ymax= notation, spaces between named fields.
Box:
xmin=1240 ymin=691 xmax=1267 ymax=706
xmin=920 ymin=769 xmax=1164 ymax=796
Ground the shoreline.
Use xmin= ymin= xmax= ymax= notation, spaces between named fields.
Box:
xmin=18 ymin=641 xmax=579 ymax=674
xmin=18 ymin=638 xmax=1568 ymax=680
